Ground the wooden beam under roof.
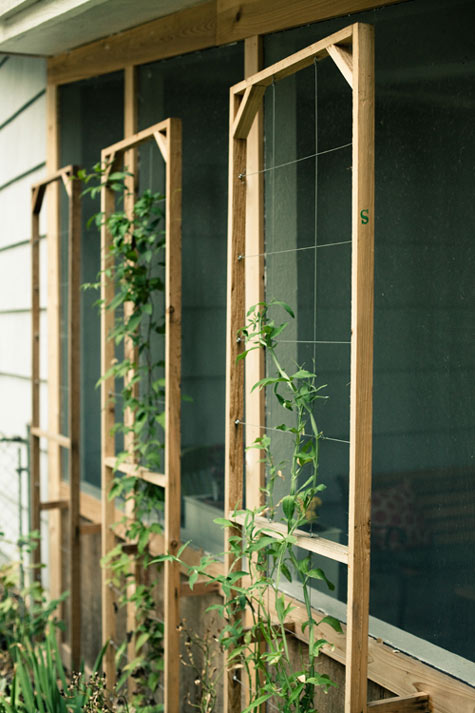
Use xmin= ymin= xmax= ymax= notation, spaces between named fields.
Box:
xmin=47 ymin=0 xmax=406 ymax=86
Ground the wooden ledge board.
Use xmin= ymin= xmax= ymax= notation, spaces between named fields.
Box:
xmin=54 ymin=482 xmax=475 ymax=713
xmin=368 ymin=693 xmax=432 ymax=712
xmin=230 ymin=513 xmax=349 ymax=564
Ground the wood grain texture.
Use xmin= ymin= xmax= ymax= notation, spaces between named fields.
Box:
xmin=46 ymin=83 xmax=63 ymax=607
xmin=60 ymin=481 xmax=116 ymax=526
xmin=153 ymin=130 xmax=168 ymax=162
xmin=46 ymin=0 xmax=406 ymax=86
xmin=345 ymin=22 xmax=374 ymax=713
xmin=32 ymin=164 xmax=81 ymax=665
xmin=30 ymin=427 xmax=71 ymax=448
xmin=232 ymin=24 xmax=353 ymax=96
xmin=100 ymin=165 xmax=120 ymax=687
xmin=102 ymin=118 xmax=170 ymax=158
xmin=80 ymin=522 xmax=102 ymax=535
xmin=68 ymin=173 xmax=82 ymax=669
xmin=244 ymin=34 xmax=265 ymax=515
xmin=163 ymin=118 xmax=183 ymax=713
xmin=231 ymin=513 xmax=349 ymax=563
xmin=243 ymin=37 xmax=265 ymax=711
xmin=327 ymin=43 xmax=354 ymax=87
xmin=103 ymin=456 xmax=166 ymax=487
xmin=39 ymin=499 xmax=69 ymax=511
xmin=48 ymin=1 xmax=216 ymax=85
xmin=123 ymin=65 xmax=140 ymax=698
xmin=30 ymin=196 xmax=41 ymax=578
xmin=232 ymin=83 xmax=266 ymax=139
xmin=368 ymin=693 xmax=432 ymax=713
xmin=216 ymin=0 xmax=403 ymax=44
xmin=224 ymin=91 xmax=247 ymax=713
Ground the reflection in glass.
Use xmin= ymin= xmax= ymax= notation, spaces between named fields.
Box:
xmin=264 ymin=0 xmax=475 ymax=660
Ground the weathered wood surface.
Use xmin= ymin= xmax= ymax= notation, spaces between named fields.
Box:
xmin=345 ymin=22 xmax=375 ymax=713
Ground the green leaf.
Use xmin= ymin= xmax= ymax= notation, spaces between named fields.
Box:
xmin=311 ymin=638 xmax=329 ymax=656
xmin=280 ymin=562 xmax=293 ymax=582
xmin=188 ymin=570 xmax=198 ymax=590
xmin=249 ymin=535 xmax=275 ymax=553
xmin=136 ymin=631 xmax=150 ymax=652
xmin=307 ymin=568 xmax=335 ymax=591
xmin=214 ymin=517 xmax=234 ymax=527
xmin=241 ymin=693 xmax=273 ymax=713
xmin=292 ymin=369 xmax=315 ymax=379
xmin=251 ymin=376 xmax=288 ymax=393
xmin=282 ymin=495 xmax=295 ymax=520
xmin=271 ymin=299 xmax=295 ymax=318
xmin=319 ymin=615 xmax=343 ymax=633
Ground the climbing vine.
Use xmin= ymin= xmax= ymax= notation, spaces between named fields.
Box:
xmin=81 ymin=164 xmax=167 ymax=710
xmin=159 ymin=301 xmax=340 ymax=713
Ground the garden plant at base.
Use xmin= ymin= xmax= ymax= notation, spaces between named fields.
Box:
xmin=157 ymin=301 xmax=341 ymax=713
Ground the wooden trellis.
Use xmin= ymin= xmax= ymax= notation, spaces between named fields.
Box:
xmin=225 ymin=22 xmax=428 ymax=713
xmin=100 ymin=118 xmax=182 ymax=713
xmin=30 ymin=165 xmax=82 ymax=669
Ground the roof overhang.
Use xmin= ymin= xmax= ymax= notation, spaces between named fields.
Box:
xmin=0 ymin=0 xmax=205 ymax=56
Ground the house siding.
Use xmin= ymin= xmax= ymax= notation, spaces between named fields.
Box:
xmin=0 ymin=54 xmax=48 ymax=565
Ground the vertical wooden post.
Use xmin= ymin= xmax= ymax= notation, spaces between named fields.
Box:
xmin=345 ymin=23 xmax=375 ymax=713
xmin=46 ymin=84 xmax=63 ymax=604
xmin=68 ymin=173 xmax=82 ymax=669
xmin=224 ymin=91 xmax=247 ymax=713
xmin=243 ymin=35 xmax=266 ymax=711
xmin=101 ymin=164 xmax=118 ymax=687
xmin=244 ymin=36 xmax=265 ymax=513
xmin=31 ymin=194 xmax=41 ymax=580
xmin=164 ymin=118 xmax=182 ymax=713
xmin=123 ymin=65 xmax=142 ymax=696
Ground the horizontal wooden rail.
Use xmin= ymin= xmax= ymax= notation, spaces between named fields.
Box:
xmin=31 ymin=427 xmax=71 ymax=449
xmin=230 ymin=513 xmax=349 ymax=564
xmin=104 ymin=456 xmax=167 ymax=488
xmin=101 ymin=119 xmax=169 ymax=158
xmin=368 ymin=693 xmax=432 ymax=712
xmin=80 ymin=522 xmax=101 ymax=535
xmin=31 ymin=165 xmax=74 ymax=190
xmin=232 ymin=25 xmax=353 ymax=95
xmin=40 ymin=499 xmax=69 ymax=511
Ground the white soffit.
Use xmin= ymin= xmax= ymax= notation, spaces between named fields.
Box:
xmin=0 ymin=0 xmax=206 ymax=56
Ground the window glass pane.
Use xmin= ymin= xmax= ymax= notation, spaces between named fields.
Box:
xmin=264 ymin=0 xmax=475 ymax=661
xmin=138 ymin=43 xmax=244 ymax=552
xmin=59 ymin=71 xmax=124 ymax=488
xmin=262 ymin=55 xmax=352 ymax=611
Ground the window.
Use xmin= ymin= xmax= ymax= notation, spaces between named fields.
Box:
xmin=138 ymin=43 xmax=244 ymax=551
xmin=59 ymin=70 xmax=124 ymax=489
xmin=263 ymin=0 xmax=475 ymax=675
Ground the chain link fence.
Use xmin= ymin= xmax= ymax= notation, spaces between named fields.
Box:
xmin=0 ymin=433 xmax=29 ymax=567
